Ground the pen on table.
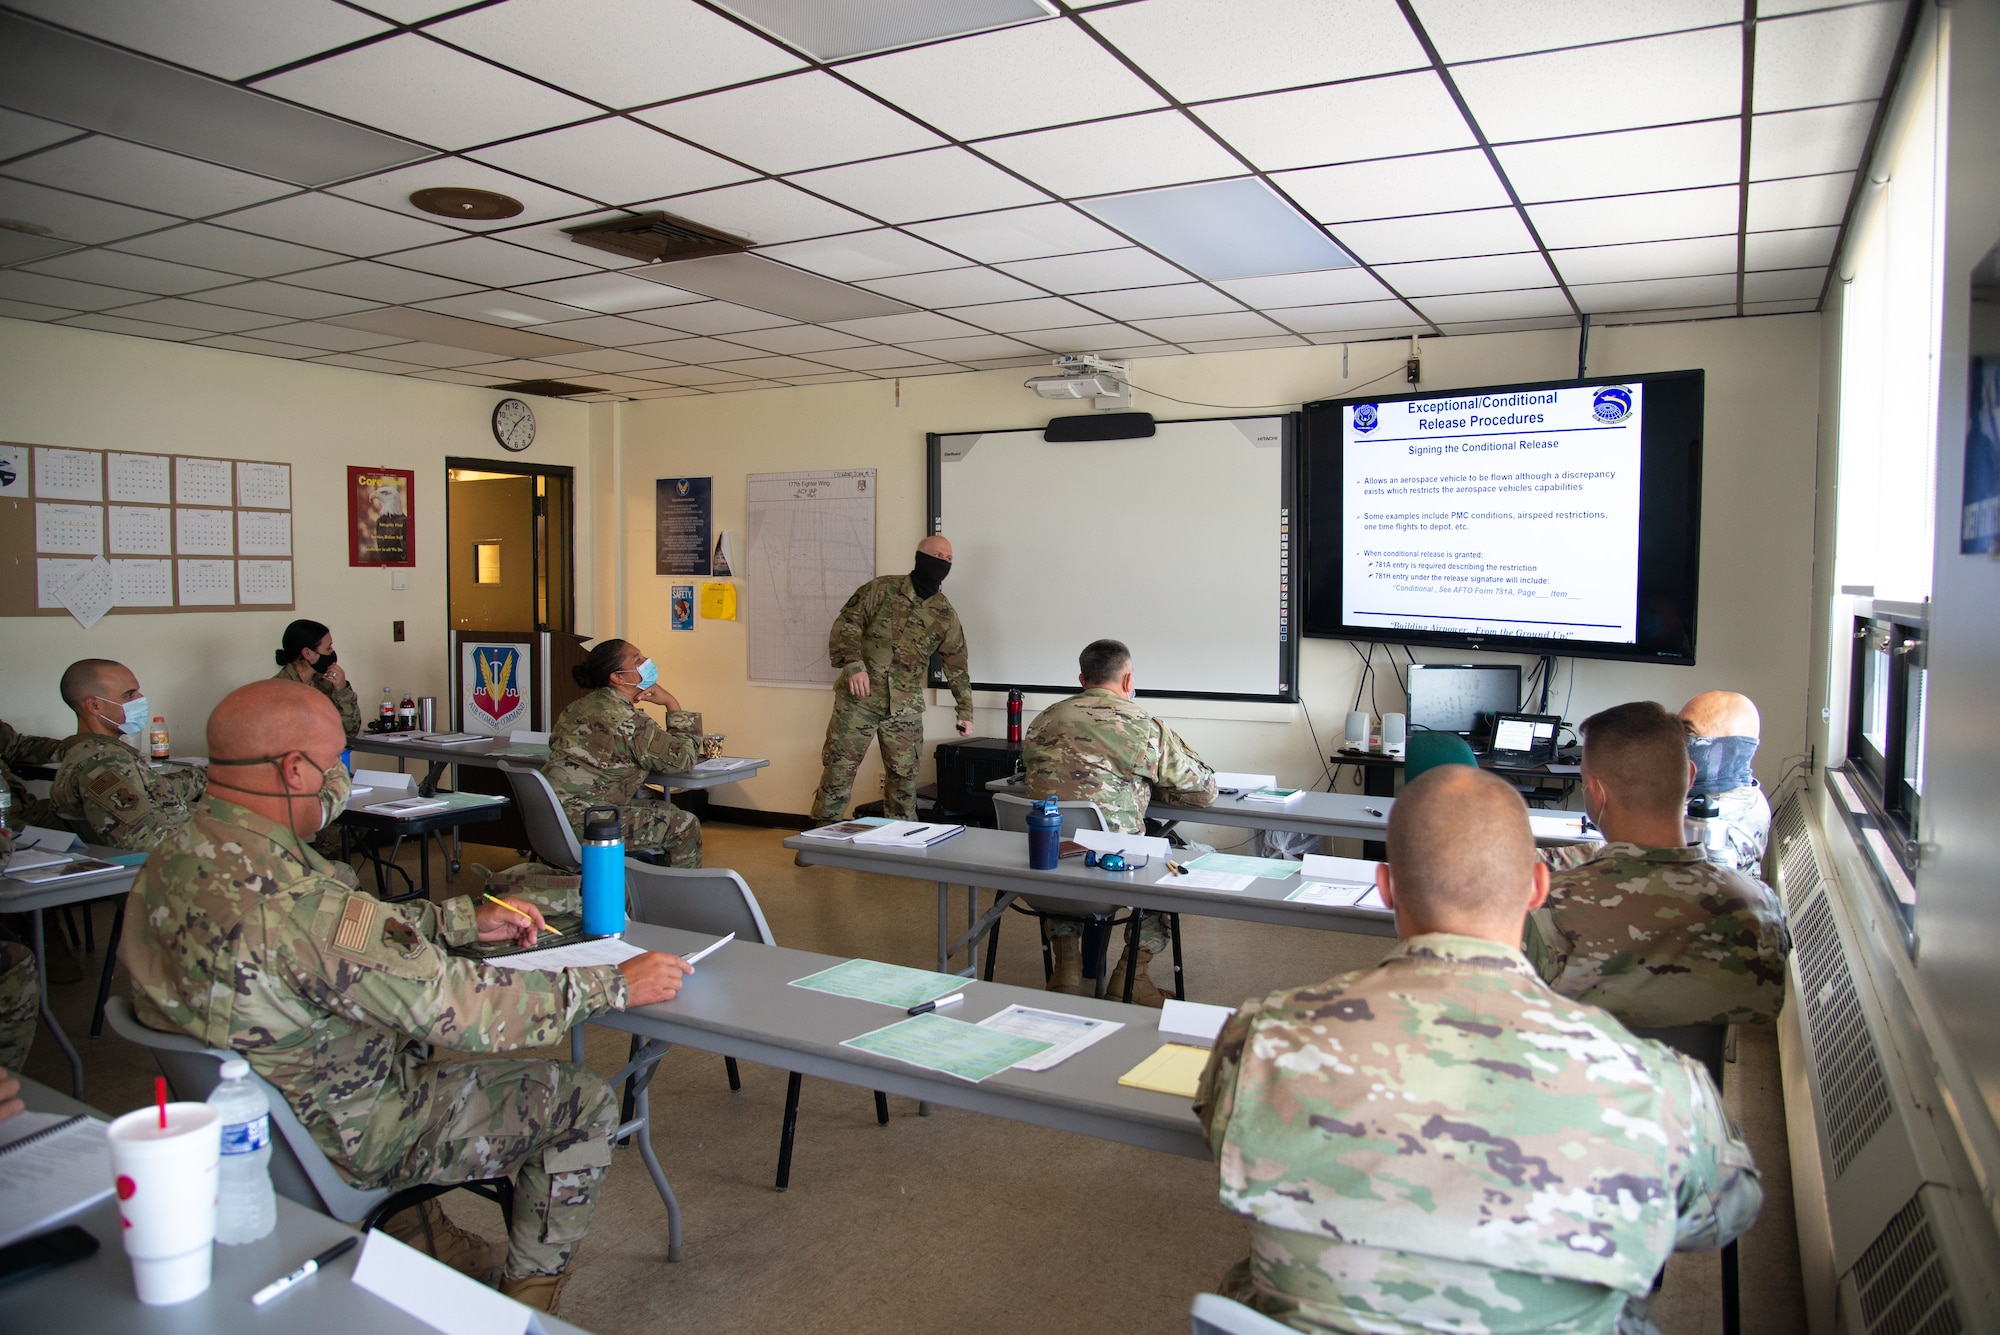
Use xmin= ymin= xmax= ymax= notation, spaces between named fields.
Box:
xmin=484 ymin=894 xmax=564 ymax=935
xmin=1164 ymin=860 xmax=1187 ymax=876
xmin=251 ymin=1236 xmax=358 ymax=1306
xmin=1362 ymin=807 xmax=1384 ymax=817
xmin=907 ymin=992 xmax=965 ymax=1016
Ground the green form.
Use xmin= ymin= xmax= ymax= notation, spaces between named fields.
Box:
xmin=1187 ymin=852 xmax=1302 ymax=880
xmin=788 ymin=958 xmax=967 ymax=1009
xmin=843 ymin=1013 xmax=1052 ymax=1083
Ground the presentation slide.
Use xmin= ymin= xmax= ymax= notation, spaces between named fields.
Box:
xmin=1340 ymin=383 xmax=1644 ymax=642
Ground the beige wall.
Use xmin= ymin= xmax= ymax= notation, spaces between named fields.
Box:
xmin=0 ymin=318 xmax=599 ymax=745
xmin=609 ymin=313 xmax=1823 ymax=823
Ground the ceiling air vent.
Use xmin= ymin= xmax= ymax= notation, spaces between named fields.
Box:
xmin=489 ymin=379 xmax=596 ymax=398
xmin=564 ymin=210 xmax=752 ymax=264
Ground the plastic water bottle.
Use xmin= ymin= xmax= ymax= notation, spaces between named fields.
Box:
xmin=1026 ymin=796 xmax=1061 ymax=870
xmin=207 ymin=1059 xmax=276 ymax=1243
xmin=580 ymin=806 xmax=627 ymax=936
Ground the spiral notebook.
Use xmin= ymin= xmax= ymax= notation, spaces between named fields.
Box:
xmin=0 ymin=1112 xmax=114 ymax=1248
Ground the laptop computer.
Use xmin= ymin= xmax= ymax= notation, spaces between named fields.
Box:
xmin=1486 ymin=713 xmax=1562 ymax=765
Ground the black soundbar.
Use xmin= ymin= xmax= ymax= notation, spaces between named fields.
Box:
xmin=1043 ymin=412 xmax=1156 ymax=442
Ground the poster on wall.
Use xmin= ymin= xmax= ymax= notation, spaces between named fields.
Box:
xmin=1963 ymin=356 xmax=2000 ymax=554
xmin=461 ymin=639 xmax=530 ymax=735
xmin=349 ymin=466 xmax=414 ymax=567
xmin=656 ymin=476 xmax=711 ymax=575
xmin=670 ymin=584 xmax=695 ymax=631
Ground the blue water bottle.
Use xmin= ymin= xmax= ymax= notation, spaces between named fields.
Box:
xmin=1026 ymin=796 xmax=1061 ymax=871
xmin=580 ymin=806 xmax=626 ymax=936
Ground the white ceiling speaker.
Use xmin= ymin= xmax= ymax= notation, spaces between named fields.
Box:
xmin=1025 ymin=355 xmax=1131 ymax=410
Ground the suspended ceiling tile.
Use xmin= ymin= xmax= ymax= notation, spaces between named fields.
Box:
xmin=1131 ymin=311 xmax=1283 ymax=342
xmin=194 ymin=332 xmax=326 ymax=358
xmin=328 ymin=157 xmax=598 ymax=231
xmin=0 ymin=107 xmax=88 ymax=163
xmin=1371 ymin=251 xmax=1557 ymax=297
xmin=788 ymin=148 xmax=1048 ymax=225
xmin=840 ymin=19 xmax=1164 ymax=141
xmin=1408 ymin=288 xmax=1570 ymax=322
xmin=417 ymin=291 xmax=588 ymax=326
xmin=824 ymin=310 xmax=983 ymax=342
xmin=4 ymin=0 xmax=392 ymax=81
xmin=526 ymin=312 xmax=711 ymax=346
xmin=1195 ymin=72 xmax=1475 ymax=174
xmin=1431 ymin=314 xmax=1579 ymax=335
xmin=1085 ymin=0 xmax=1426 ymax=102
xmin=429 ymin=0 xmax=804 ymax=110
xmin=978 ymin=112 xmax=1245 ymax=199
xmin=1754 ymin=3 xmax=1905 ymax=113
xmin=724 ymin=324 xmax=871 ymax=354
xmin=781 ymin=371 xmax=874 ymax=384
xmin=756 ymin=229 xmax=968 ymax=281
xmin=958 ymin=355 xmax=1050 ymax=371
xmin=1276 ymin=150 xmax=1511 ymax=223
xmin=0 ymin=232 xmax=79 ymax=265
xmin=560 ymin=372 xmax=661 ymax=391
xmin=540 ymin=346 xmax=673 ymax=374
xmin=643 ymin=179 xmax=874 ymax=247
xmin=1177 ymin=333 xmax=1309 ymax=354
xmin=1015 ymin=324 xmax=1164 ymax=353
xmin=860 ymin=266 xmax=1042 ymax=308
xmin=1749 ymin=103 xmax=1878 ymax=181
xmin=255 ymin=35 xmax=603 ymax=152
xmin=0 ymin=267 xmax=152 ymax=310
xmin=0 ymin=178 xmax=177 ymax=244
xmin=713 ymin=354 xmax=839 ymax=378
xmin=236 ymin=319 xmax=410 ymax=351
xmin=995 ymin=247 xmax=1191 ymax=294
xmin=1410 ymin=0 xmax=1740 ymax=63
xmin=1742 ymin=297 xmax=1819 ymax=314
xmin=360 ymin=339 xmax=500 ymax=368
xmin=905 ymin=203 xmax=1126 ymax=263
xmin=1591 ymin=303 xmax=1738 ymax=326
xmin=630 ymin=251 xmax=913 ymax=322
xmin=628 ymin=364 xmax=753 ymax=385
xmin=1451 ymin=27 xmax=1743 ymax=142
xmin=463 ymin=358 xmax=593 ymax=380
xmin=283 ymin=258 xmax=483 ymax=303
xmin=1081 ymin=283 xmax=1244 ymax=320
xmin=187 ymin=278 xmax=378 ymax=318
xmin=623 ymin=384 xmax=711 ymax=397
xmin=0 ymin=296 xmax=78 ymax=321
xmin=940 ymin=296 xmax=1105 ymax=333
xmin=1525 ymin=185 xmax=1741 ymax=248
xmin=99 ymin=296 xmax=291 ymax=331
xmin=1744 ymin=226 xmax=1840 ymax=271
xmin=1494 ymin=120 xmax=1743 ymax=205
xmin=806 ymin=344 xmax=948 ymax=370
xmin=472 ymin=119 xmax=755 ymax=209
xmin=1746 ymin=172 xmax=1854 ymax=231
xmin=385 ymin=235 xmax=600 ymax=286
xmin=1330 ymin=208 xmax=1537 ymax=265
xmin=1742 ymin=267 xmax=1825 ymax=302
xmin=409 ymin=366 xmax=516 ymax=385
xmin=1570 ymin=273 xmax=1738 ymax=313
xmin=310 ymin=352 xmax=435 ymax=374
xmin=1552 ymin=234 xmax=1740 ymax=285
xmin=893 ymin=334 xmax=1041 ymax=360
xmin=631 ymin=300 xmax=795 ymax=335
xmin=112 ymin=223 xmax=343 ymax=278
xmin=3 ymin=135 xmax=297 ymax=219
xmin=633 ymin=336 xmax=763 ymax=361
xmin=1262 ymin=298 xmax=1421 ymax=333
xmin=1216 ymin=266 xmax=1393 ymax=307
xmin=25 ymin=247 xmax=236 ymax=296
xmin=217 ymin=191 xmax=463 ymax=256
xmin=67 ymin=310 xmax=228 ymax=342
xmin=636 ymin=71 xmax=943 ymax=175
xmin=515 ymin=272 xmax=705 ymax=314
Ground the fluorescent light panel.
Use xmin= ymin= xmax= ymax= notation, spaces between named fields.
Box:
xmin=636 ymin=253 xmax=915 ymax=323
xmin=1080 ymin=177 xmax=1354 ymax=281
xmin=710 ymin=0 xmax=1056 ymax=61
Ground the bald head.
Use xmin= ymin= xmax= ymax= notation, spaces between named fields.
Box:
xmin=917 ymin=534 xmax=952 ymax=562
xmin=60 ymin=658 xmax=132 ymax=710
xmin=209 ymin=680 xmax=344 ymax=765
xmin=1382 ymin=767 xmax=1542 ymax=939
xmin=1681 ymin=690 xmax=1760 ymax=739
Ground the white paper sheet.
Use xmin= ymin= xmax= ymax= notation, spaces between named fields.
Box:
xmin=177 ymin=558 xmax=234 ymax=605
xmin=0 ymin=1114 xmax=114 ymax=1250
xmin=1528 ymin=812 xmax=1593 ymax=841
xmin=17 ymin=826 xmax=83 ymax=852
xmin=111 ymin=558 xmax=174 ymax=607
xmin=1212 ymin=771 xmax=1278 ymax=791
xmin=106 ymin=451 xmax=170 ymax=503
xmin=976 ymin=1003 xmax=1123 ymax=1072
xmin=175 ymin=506 xmax=233 ymax=555
xmin=35 ymin=502 xmax=101 ymax=555
xmin=1159 ymin=998 xmax=1235 ymax=1045
xmin=1173 ymin=870 xmax=1254 ymax=893
xmin=0 ymin=444 xmax=26 ymax=497
xmin=351 ymin=770 xmax=415 ymax=792
xmin=1287 ymin=881 xmax=1367 ymax=907
xmin=174 ymin=456 xmax=232 ymax=506
xmin=33 ymin=447 xmax=100 ymax=501
xmin=235 ymin=460 xmax=290 ymax=509
xmin=108 ymin=504 xmax=172 ymax=554
xmin=1302 ymin=853 xmax=1384 ymax=882
xmin=691 ymin=756 xmax=757 ymax=771
xmin=1070 ymin=827 xmax=1172 ymax=858
xmin=237 ymin=508 xmax=291 ymax=556
xmin=485 ymin=937 xmax=648 ymax=972
xmin=36 ymin=558 xmax=94 ymax=609
xmin=352 ymin=1230 xmax=537 ymax=1335
xmin=55 ymin=555 xmax=114 ymax=629
xmin=1 ymin=849 xmax=75 ymax=872
xmin=238 ymin=559 xmax=292 ymax=605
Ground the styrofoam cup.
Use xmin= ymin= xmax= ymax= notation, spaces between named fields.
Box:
xmin=107 ymin=1102 xmax=220 ymax=1306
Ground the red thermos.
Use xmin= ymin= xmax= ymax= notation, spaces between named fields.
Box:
xmin=1007 ymin=689 xmax=1023 ymax=744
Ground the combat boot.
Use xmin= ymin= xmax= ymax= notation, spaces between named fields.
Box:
xmin=1103 ymin=948 xmax=1166 ymax=1008
xmin=384 ymin=1198 xmax=505 ymax=1285
xmin=501 ymin=1271 xmax=573 ymax=1314
xmin=1047 ymin=935 xmax=1082 ymax=994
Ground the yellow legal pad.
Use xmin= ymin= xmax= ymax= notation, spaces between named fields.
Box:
xmin=1117 ymin=1043 xmax=1211 ymax=1098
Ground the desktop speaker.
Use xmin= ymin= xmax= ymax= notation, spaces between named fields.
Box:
xmin=1345 ymin=711 xmax=1371 ymax=750
xmin=1382 ymin=712 xmax=1407 ymax=758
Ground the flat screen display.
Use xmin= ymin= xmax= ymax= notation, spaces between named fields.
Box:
xmin=1301 ymin=370 xmax=1704 ymax=663
xmin=1408 ymin=663 xmax=1520 ymax=736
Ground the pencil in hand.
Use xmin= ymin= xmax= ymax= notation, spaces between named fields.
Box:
xmin=483 ymin=893 xmax=563 ymax=935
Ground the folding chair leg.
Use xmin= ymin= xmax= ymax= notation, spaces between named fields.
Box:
xmin=1119 ymin=910 xmax=1143 ymax=1004
xmin=725 ymin=1057 xmax=741 ymax=1091
xmin=1038 ymin=918 xmax=1054 ymax=983
xmin=59 ymin=906 xmax=82 ymax=950
xmin=982 ymin=894 xmax=1003 ymax=982
xmin=1721 ymin=1241 xmax=1740 ymax=1335
xmin=1168 ymin=913 xmax=1186 ymax=1001
xmin=619 ymin=1033 xmax=641 ymax=1128
xmin=873 ymin=1091 xmax=889 ymax=1125
xmin=82 ymin=901 xmax=96 ymax=953
xmin=775 ymin=1072 xmax=803 ymax=1192
xmin=90 ymin=899 xmax=126 ymax=1038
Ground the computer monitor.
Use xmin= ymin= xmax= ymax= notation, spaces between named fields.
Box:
xmin=1408 ymin=664 xmax=1521 ymax=738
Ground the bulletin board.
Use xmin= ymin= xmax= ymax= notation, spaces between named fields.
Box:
xmin=0 ymin=441 xmax=295 ymax=618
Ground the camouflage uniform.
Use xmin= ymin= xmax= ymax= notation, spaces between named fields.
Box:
xmin=1526 ymin=842 xmax=1790 ymax=1028
xmin=2 ymin=719 xmax=67 ymax=852
xmin=811 ymin=575 xmax=973 ymax=821
xmin=1024 ymin=686 xmax=1216 ymax=954
xmin=545 ymin=687 xmax=703 ymax=868
xmin=52 ymin=733 xmax=207 ymax=851
xmin=1196 ymin=933 xmax=1763 ymax=1335
xmin=274 ymin=661 xmax=363 ymax=745
xmin=1686 ymin=786 xmax=1771 ymax=877
xmin=121 ymin=794 xmax=628 ymax=1280
xmin=0 ymin=942 xmax=37 ymax=1071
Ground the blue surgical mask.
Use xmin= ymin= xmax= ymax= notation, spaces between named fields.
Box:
xmin=635 ymin=658 xmax=659 ymax=691
xmin=97 ymin=694 xmax=149 ymax=737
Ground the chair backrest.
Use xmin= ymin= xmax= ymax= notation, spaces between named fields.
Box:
xmin=991 ymin=792 xmax=1110 ymax=837
xmin=104 ymin=997 xmax=390 ymax=1224
xmin=496 ymin=759 xmax=583 ymax=871
xmin=1404 ymin=730 xmax=1480 ymax=782
xmin=624 ymin=860 xmax=775 ymax=946
xmin=1190 ymin=1294 xmax=1300 ymax=1335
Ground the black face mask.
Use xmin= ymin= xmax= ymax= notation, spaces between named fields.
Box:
xmin=313 ymin=649 xmax=337 ymax=669
xmin=911 ymin=552 xmax=951 ymax=599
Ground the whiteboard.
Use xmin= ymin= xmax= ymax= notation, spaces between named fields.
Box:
xmin=930 ymin=416 xmax=1297 ymax=701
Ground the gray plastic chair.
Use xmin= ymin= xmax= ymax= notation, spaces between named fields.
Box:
xmin=496 ymin=759 xmax=582 ymax=871
xmin=621 ymin=860 xmax=889 ymax=1192
xmin=1190 ymin=1293 xmax=1298 ymax=1335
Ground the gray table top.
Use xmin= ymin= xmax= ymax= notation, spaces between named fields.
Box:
xmin=784 ymin=826 xmax=1398 ymax=937
xmin=2 ymin=1076 xmax=591 ymax=1334
xmin=601 ymin=922 xmax=1214 ymax=1160
xmin=0 ymin=849 xmax=140 ymax=913
xmin=351 ymin=735 xmax=769 ymax=791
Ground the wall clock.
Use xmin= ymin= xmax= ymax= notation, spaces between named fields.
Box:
xmin=492 ymin=398 xmax=535 ymax=452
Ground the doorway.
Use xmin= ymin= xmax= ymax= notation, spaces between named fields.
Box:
xmin=445 ymin=459 xmax=574 ymax=634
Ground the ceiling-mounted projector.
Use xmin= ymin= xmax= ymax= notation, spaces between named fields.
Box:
xmin=1025 ymin=355 xmax=1131 ymax=409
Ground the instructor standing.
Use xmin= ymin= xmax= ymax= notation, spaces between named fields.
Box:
xmin=809 ymin=535 xmax=973 ymax=824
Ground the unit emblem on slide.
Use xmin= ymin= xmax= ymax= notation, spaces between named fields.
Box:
xmin=1592 ymin=386 xmax=1633 ymax=423
xmin=1352 ymin=403 xmax=1379 ymax=434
